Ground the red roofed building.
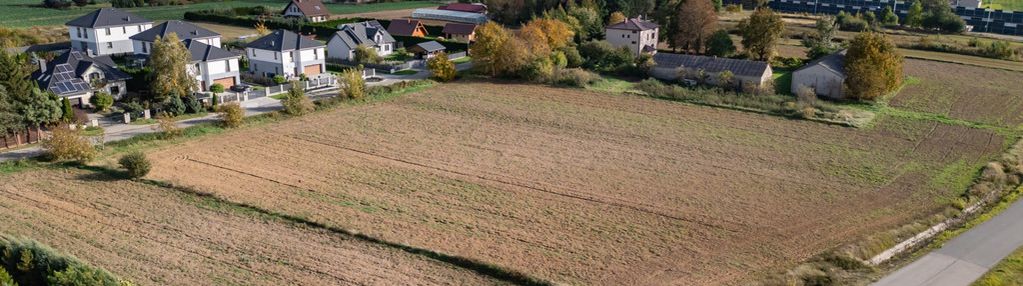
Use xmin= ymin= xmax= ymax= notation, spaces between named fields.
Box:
xmin=437 ymin=3 xmax=488 ymax=14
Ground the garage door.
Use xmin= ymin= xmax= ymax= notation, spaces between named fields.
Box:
xmin=213 ymin=77 xmax=236 ymax=88
xmin=303 ymin=64 xmax=321 ymax=76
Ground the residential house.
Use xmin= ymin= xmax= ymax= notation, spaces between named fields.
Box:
xmin=442 ymin=23 xmax=477 ymax=43
xmin=605 ymin=18 xmax=659 ymax=57
xmin=245 ymin=30 xmax=327 ymax=78
xmin=791 ymin=50 xmax=846 ymax=99
xmin=387 ymin=19 xmax=428 ymax=37
xmin=283 ymin=0 xmax=331 ymax=23
xmin=409 ymin=41 xmax=446 ymax=59
xmin=184 ymin=40 xmax=242 ymax=92
xmin=437 ymin=3 xmax=488 ymax=14
xmin=650 ymin=53 xmax=773 ymax=88
xmin=130 ymin=20 xmax=221 ymax=55
xmin=32 ymin=50 xmax=130 ymax=107
xmin=327 ymin=20 xmax=396 ymax=60
xmin=66 ymin=8 xmax=153 ymax=56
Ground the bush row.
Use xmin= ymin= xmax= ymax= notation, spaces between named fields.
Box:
xmin=0 ymin=235 xmax=127 ymax=286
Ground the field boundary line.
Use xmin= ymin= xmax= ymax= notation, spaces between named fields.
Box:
xmin=283 ymin=134 xmax=738 ymax=233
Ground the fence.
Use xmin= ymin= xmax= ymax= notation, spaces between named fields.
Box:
xmin=327 ymin=58 xmax=420 ymax=74
xmin=1 ymin=128 xmax=43 ymax=150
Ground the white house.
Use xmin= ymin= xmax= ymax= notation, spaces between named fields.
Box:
xmin=131 ymin=20 xmax=221 ymax=55
xmin=245 ymin=29 xmax=327 ymax=79
xmin=283 ymin=0 xmax=331 ymax=23
xmin=326 ymin=20 xmax=396 ymax=60
xmin=32 ymin=50 xmax=131 ymax=107
xmin=605 ymin=18 xmax=659 ymax=57
xmin=791 ymin=50 xmax=846 ymax=99
xmin=184 ymin=40 xmax=241 ymax=92
xmin=66 ymin=8 xmax=153 ymax=56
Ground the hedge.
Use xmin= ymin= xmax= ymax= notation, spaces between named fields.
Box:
xmin=0 ymin=235 xmax=124 ymax=286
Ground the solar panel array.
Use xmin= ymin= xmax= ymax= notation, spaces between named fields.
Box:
xmin=48 ymin=64 xmax=92 ymax=95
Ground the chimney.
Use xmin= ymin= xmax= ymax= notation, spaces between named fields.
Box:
xmin=193 ymin=30 xmax=199 ymax=35
xmin=126 ymin=16 xmax=131 ymax=21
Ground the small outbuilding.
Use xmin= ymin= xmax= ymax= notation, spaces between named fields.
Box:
xmin=442 ymin=23 xmax=478 ymax=43
xmin=651 ymin=53 xmax=773 ymax=88
xmin=791 ymin=50 xmax=846 ymax=99
xmin=409 ymin=41 xmax=446 ymax=59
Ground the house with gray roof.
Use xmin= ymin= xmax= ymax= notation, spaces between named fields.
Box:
xmin=409 ymin=41 xmax=446 ymax=59
xmin=650 ymin=53 xmax=774 ymax=88
xmin=66 ymin=8 xmax=153 ymax=56
xmin=184 ymin=40 xmax=242 ymax=92
xmin=791 ymin=50 xmax=847 ymax=99
xmin=605 ymin=18 xmax=659 ymax=57
xmin=283 ymin=0 xmax=331 ymax=23
xmin=245 ymin=29 xmax=326 ymax=79
xmin=326 ymin=20 xmax=396 ymax=61
xmin=31 ymin=50 xmax=130 ymax=107
xmin=131 ymin=20 xmax=222 ymax=55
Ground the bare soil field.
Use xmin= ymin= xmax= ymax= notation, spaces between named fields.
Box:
xmin=0 ymin=169 xmax=503 ymax=285
xmin=143 ymin=82 xmax=1005 ymax=284
xmin=891 ymin=59 xmax=1023 ymax=126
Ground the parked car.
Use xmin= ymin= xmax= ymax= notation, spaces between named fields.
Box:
xmin=230 ymin=84 xmax=251 ymax=92
xmin=680 ymin=79 xmax=698 ymax=87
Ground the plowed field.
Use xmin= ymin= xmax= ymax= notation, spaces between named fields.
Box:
xmin=147 ymin=82 xmax=1005 ymax=284
xmin=891 ymin=59 xmax=1023 ymax=127
xmin=0 ymin=169 xmax=503 ymax=285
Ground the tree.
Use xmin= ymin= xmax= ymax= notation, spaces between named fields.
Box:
xmin=209 ymin=83 xmax=225 ymax=95
xmin=166 ymin=95 xmax=185 ymax=116
xmin=845 ymin=32 xmax=903 ymax=100
xmin=42 ymin=0 xmax=72 ymax=9
xmin=72 ymin=0 xmax=89 ymax=6
xmin=61 ymin=97 xmax=73 ymax=122
xmin=737 ymin=8 xmax=785 ymax=61
xmin=522 ymin=18 xmax=574 ymax=52
xmin=0 ymin=267 xmax=14 ymax=286
xmin=354 ymin=45 xmax=382 ymax=64
xmin=0 ymin=51 xmax=35 ymax=99
xmin=567 ymin=6 xmax=602 ymax=41
xmin=149 ymin=34 xmax=195 ymax=103
xmin=674 ymin=0 xmax=718 ymax=53
xmin=608 ymin=11 xmax=627 ymax=24
xmin=281 ymin=81 xmax=314 ymax=115
xmin=339 ymin=69 xmax=365 ymax=100
xmin=119 ymin=151 xmax=151 ymax=179
xmin=471 ymin=23 xmax=528 ymax=77
xmin=801 ymin=16 xmax=840 ymax=60
xmin=882 ymin=7 xmax=899 ymax=26
xmin=254 ymin=21 xmax=269 ymax=36
xmin=717 ymin=70 xmax=734 ymax=88
xmin=17 ymin=89 xmax=63 ymax=133
xmin=0 ymin=86 xmax=22 ymax=136
xmin=89 ymin=92 xmax=113 ymax=112
xmin=905 ymin=1 xmax=923 ymax=28
xmin=427 ymin=52 xmax=457 ymax=82
xmin=861 ymin=11 xmax=877 ymax=29
xmin=706 ymin=29 xmax=736 ymax=57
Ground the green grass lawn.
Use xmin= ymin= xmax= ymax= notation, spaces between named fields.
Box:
xmin=452 ymin=56 xmax=472 ymax=64
xmin=975 ymin=247 xmax=1023 ymax=286
xmin=390 ymin=69 xmax=419 ymax=75
xmin=0 ymin=0 xmax=442 ymax=28
xmin=984 ymin=0 xmax=1023 ymax=11
xmin=773 ymin=68 xmax=793 ymax=95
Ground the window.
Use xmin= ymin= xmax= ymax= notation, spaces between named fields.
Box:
xmin=141 ymin=43 xmax=147 ymax=53
xmin=122 ymin=26 xmax=126 ymax=34
xmin=89 ymin=73 xmax=100 ymax=81
xmin=106 ymin=42 xmax=113 ymax=49
xmin=288 ymin=51 xmax=293 ymax=59
xmin=138 ymin=25 xmax=142 ymax=31
xmin=105 ymin=28 xmax=111 ymax=35
xmin=274 ymin=52 xmax=277 ymax=60
xmin=225 ymin=60 xmax=231 ymax=72
xmin=314 ymin=49 xmax=319 ymax=60
xmin=631 ymin=41 xmax=636 ymax=44
xmin=76 ymin=28 xmax=81 ymax=38
xmin=110 ymin=85 xmax=119 ymax=95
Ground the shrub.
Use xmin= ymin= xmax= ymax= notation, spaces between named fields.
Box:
xmin=724 ymin=4 xmax=741 ymax=12
xmin=90 ymin=92 xmax=114 ymax=112
xmin=154 ymin=113 xmax=181 ymax=139
xmin=1 ymin=235 xmax=123 ymax=286
xmin=217 ymin=102 xmax=244 ymax=128
xmin=339 ymin=69 xmax=366 ymax=100
xmin=165 ymin=95 xmax=185 ymax=116
xmin=354 ymin=45 xmax=383 ymax=64
xmin=272 ymin=75 xmax=287 ymax=85
xmin=281 ymin=81 xmax=314 ymax=116
xmin=183 ymin=94 xmax=203 ymax=114
xmin=118 ymin=151 xmax=151 ymax=179
xmin=553 ymin=68 xmax=600 ymax=87
xmin=209 ymin=83 xmax=225 ymax=95
xmin=42 ymin=0 xmax=72 ymax=9
xmin=427 ymin=52 xmax=457 ymax=82
xmin=43 ymin=127 xmax=95 ymax=163
xmin=706 ymin=29 xmax=736 ymax=57
xmin=578 ymin=40 xmax=635 ymax=73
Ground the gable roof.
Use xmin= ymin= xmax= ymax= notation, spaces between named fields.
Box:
xmin=66 ymin=8 xmax=152 ymax=28
xmin=653 ymin=53 xmax=771 ymax=78
xmin=130 ymin=20 xmax=220 ymax=42
xmin=285 ymin=0 xmax=330 ymax=17
xmin=442 ymin=23 xmax=477 ymax=35
xmin=33 ymin=50 xmax=131 ymax=97
xmin=437 ymin=3 xmax=487 ymax=13
xmin=184 ymin=40 xmax=240 ymax=62
xmin=245 ymin=29 xmax=325 ymax=51
xmin=332 ymin=21 xmax=396 ymax=49
xmin=795 ymin=50 xmax=847 ymax=78
xmin=412 ymin=41 xmax=446 ymax=52
xmin=606 ymin=18 xmax=659 ymax=31
xmin=387 ymin=19 xmax=426 ymax=36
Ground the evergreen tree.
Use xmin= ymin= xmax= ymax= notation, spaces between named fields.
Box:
xmin=882 ymin=7 xmax=899 ymax=26
xmin=0 ymin=51 xmax=35 ymax=100
xmin=17 ymin=89 xmax=63 ymax=132
xmin=61 ymin=97 xmax=73 ymax=122
xmin=0 ymin=86 xmax=22 ymax=135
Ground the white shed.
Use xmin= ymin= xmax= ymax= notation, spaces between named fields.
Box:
xmin=791 ymin=50 xmax=846 ymax=99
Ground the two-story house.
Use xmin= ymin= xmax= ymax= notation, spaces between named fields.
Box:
xmin=32 ymin=50 xmax=131 ymax=107
xmin=130 ymin=20 xmax=221 ymax=55
xmin=605 ymin=18 xmax=659 ymax=57
xmin=326 ymin=20 xmax=396 ymax=60
xmin=282 ymin=0 xmax=331 ymax=23
xmin=66 ymin=8 xmax=153 ymax=56
xmin=184 ymin=40 xmax=242 ymax=92
xmin=245 ymin=29 xmax=326 ymax=78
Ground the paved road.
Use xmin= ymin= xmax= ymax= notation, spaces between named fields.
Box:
xmin=873 ymin=198 xmax=1023 ymax=286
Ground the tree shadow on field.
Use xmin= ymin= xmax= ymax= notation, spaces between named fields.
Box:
xmin=73 ymin=165 xmax=129 ymax=182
